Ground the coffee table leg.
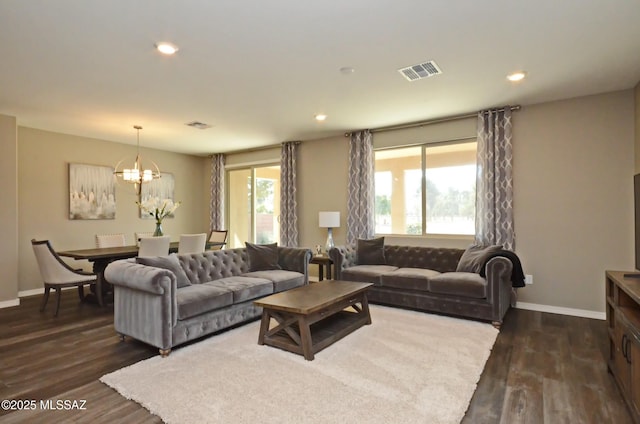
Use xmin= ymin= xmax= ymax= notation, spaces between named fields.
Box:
xmin=362 ymin=294 xmax=372 ymax=325
xmin=298 ymin=316 xmax=314 ymax=360
xmin=257 ymin=310 xmax=271 ymax=345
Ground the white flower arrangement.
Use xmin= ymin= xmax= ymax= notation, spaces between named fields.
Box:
xmin=136 ymin=198 xmax=181 ymax=223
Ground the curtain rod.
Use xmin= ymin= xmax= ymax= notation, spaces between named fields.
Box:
xmin=212 ymin=140 xmax=301 ymax=157
xmin=344 ymin=105 xmax=521 ymax=137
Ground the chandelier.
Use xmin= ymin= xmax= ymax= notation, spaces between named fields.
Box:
xmin=114 ymin=125 xmax=161 ymax=194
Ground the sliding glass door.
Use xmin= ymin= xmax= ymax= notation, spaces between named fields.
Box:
xmin=227 ymin=165 xmax=280 ymax=248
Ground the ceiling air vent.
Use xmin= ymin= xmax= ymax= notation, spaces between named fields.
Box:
xmin=398 ymin=60 xmax=442 ymax=81
xmin=185 ymin=121 xmax=212 ymax=130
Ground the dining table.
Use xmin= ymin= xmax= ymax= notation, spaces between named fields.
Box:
xmin=58 ymin=241 xmax=224 ymax=307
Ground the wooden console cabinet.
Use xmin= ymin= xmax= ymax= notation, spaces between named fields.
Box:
xmin=606 ymin=270 xmax=640 ymax=422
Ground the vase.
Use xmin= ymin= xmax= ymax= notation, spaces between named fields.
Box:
xmin=153 ymin=221 xmax=163 ymax=237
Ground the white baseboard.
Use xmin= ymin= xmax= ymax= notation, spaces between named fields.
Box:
xmin=515 ymin=301 xmax=606 ymax=320
xmin=0 ymin=288 xmax=42 ymax=309
xmin=0 ymin=298 xmax=20 ymax=309
xmin=0 ymin=287 xmax=77 ymax=310
xmin=19 ymin=288 xmax=45 ymax=298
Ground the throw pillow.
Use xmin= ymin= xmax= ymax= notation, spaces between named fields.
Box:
xmin=246 ymin=242 xmax=282 ymax=272
xmin=456 ymin=244 xmax=503 ymax=273
xmin=136 ymin=253 xmax=192 ymax=288
xmin=357 ymin=237 xmax=386 ymax=265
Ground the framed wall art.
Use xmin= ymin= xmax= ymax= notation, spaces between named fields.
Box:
xmin=139 ymin=172 xmax=176 ymax=219
xmin=69 ymin=163 xmax=116 ymax=220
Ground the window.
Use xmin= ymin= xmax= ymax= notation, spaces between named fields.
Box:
xmin=227 ymin=165 xmax=280 ymax=248
xmin=374 ymin=141 xmax=477 ymax=236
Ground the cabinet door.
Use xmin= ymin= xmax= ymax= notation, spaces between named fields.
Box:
xmin=631 ymin=336 xmax=640 ymax=416
xmin=616 ymin=314 xmax=631 ymax=392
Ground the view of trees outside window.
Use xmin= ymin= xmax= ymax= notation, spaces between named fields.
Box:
xmin=374 ymin=171 xmax=392 ymax=233
xmin=425 ymin=164 xmax=475 ymax=234
xmin=255 ymin=177 xmax=277 ymax=243
xmin=227 ymin=169 xmax=252 ymax=248
xmin=227 ymin=165 xmax=280 ymax=247
xmin=404 ymin=169 xmax=422 ymax=234
xmin=374 ymin=141 xmax=476 ymax=236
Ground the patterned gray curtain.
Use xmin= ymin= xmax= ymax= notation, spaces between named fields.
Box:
xmin=347 ymin=130 xmax=375 ymax=245
xmin=475 ymin=108 xmax=515 ymax=250
xmin=280 ymin=141 xmax=299 ymax=247
xmin=210 ymin=154 xmax=225 ymax=231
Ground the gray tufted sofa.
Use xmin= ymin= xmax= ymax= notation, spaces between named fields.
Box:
xmin=329 ymin=245 xmax=513 ymax=327
xmin=104 ymin=246 xmax=312 ymax=356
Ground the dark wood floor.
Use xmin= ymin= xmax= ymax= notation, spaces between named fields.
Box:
xmin=0 ymin=293 xmax=633 ymax=423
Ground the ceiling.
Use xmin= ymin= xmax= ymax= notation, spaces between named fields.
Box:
xmin=1 ymin=1 xmax=640 ymax=156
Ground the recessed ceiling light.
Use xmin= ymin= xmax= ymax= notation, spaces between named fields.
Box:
xmin=315 ymin=114 xmax=327 ymax=121
xmin=185 ymin=121 xmax=211 ymax=130
xmin=339 ymin=67 xmax=355 ymax=75
xmin=155 ymin=42 xmax=179 ymax=55
xmin=507 ymin=71 xmax=526 ymax=82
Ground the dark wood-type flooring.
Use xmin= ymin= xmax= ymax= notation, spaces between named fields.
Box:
xmin=0 ymin=294 xmax=633 ymax=423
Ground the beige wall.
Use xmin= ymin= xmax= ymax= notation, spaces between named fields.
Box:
xmin=0 ymin=115 xmax=18 ymax=304
xmin=636 ymin=81 xmax=640 ymax=172
xmin=514 ymin=90 xmax=634 ymax=312
xmin=298 ymin=136 xmax=350 ymax=251
xmin=16 ymin=127 xmax=210 ymax=295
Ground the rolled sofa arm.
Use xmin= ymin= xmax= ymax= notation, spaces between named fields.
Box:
xmin=105 ymin=259 xmax=176 ymax=295
xmin=105 ymin=259 xmax=178 ymax=350
xmin=328 ymin=245 xmax=357 ymax=280
xmin=277 ymin=247 xmax=313 ymax=282
xmin=484 ymin=256 xmax=513 ymax=321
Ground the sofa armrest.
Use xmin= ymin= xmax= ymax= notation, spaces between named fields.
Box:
xmin=105 ymin=260 xmax=178 ymax=351
xmin=328 ymin=245 xmax=357 ymax=280
xmin=105 ymin=260 xmax=175 ymax=295
xmin=484 ymin=256 xmax=513 ymax=322
xmin=277 ymin=247 xmax=313 ymax=282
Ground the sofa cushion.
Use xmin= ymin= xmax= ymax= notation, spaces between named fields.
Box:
xmin=429 ymin=272 xmax=487 ymax=299
xmin=341 ymin=265 xmax=398 ymax=286
xmin=456 ymin=244 xmax=502 ymax=273
xmin=380 ymin=268 xmax=441 ymax=292
xmin=136 ymin=253 xmax=192 ymax=288
xmin=206 ymin=277 xmax=274 ymax=303
xmin=176 ymin=284 xmax=234 ymax=320
xmin=242 ymin=270 xmax=305 ymax=292
xmin=357 ymin=237 xmax=386 ymax=265
xmin=246 ymin=242 xmax=282 ymax=272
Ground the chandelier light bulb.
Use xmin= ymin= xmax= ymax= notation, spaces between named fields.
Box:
xmin=113 ymin=125 xmax=161 ymax=194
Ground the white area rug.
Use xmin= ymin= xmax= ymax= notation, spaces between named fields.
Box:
xmin=100 ymin=305 xmax=498 ymax=424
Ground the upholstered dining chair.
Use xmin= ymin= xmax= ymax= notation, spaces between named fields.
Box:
xmin=135 ymin=232 xmax=154 ymax=246
xmin=138 ymin=236 xmax=171 ymax=257
xmin=208 ymin=230 xmax=228 ymax=250
xmin=178 ymin=233 xmax=207 ymax=254
xmin=31 ymin=239 xmax=97 ymax=317
xmin=95 ymin=233 xmax=126 ymax=248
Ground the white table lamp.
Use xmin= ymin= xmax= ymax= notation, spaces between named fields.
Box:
xmin=319 ymin=211 xmax=340 ymax=254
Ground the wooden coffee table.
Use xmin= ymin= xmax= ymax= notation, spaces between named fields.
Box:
xmin=254 ymin=280 xmax=373 ymax=360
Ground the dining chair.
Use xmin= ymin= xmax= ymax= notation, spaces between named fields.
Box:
xmin=31 ymin=239 xmax=98 ymax=317
xmin=178 ymin=233 xmax=207 ymax=254
xmin=138 ymin=236 xmax=171 ymax=257
xmin=208 ymin=230 xmax=228 ymax=250
xmin=135 ymin=232 xmax=155 ymax=246
xmin=95 ymin=233 xmax=126 ymax=248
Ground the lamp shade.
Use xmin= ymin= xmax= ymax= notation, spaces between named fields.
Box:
xmin=319 ymin=211 xmax=340 ymax=228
